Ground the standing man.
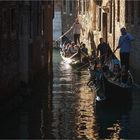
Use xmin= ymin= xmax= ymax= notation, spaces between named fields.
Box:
xmin=97 ymin=38 xmax=109 ymax=65
xmin=71 ymin=18 xmax=84 ymax=45
xmin=117 ymin=27 xmax=134 ymax=70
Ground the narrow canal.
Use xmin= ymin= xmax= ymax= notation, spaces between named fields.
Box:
xmin=50 ymin=48 xmax=140 ymax=139
xmin=0 ymin=48 xmax=140 ymax=139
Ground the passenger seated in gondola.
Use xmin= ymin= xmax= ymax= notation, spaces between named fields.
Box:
xmin=113 ymin=64 xmax=121 ymax=82
xmin=68 ymin=42 xmax=75 ymax=54
xmin=87 ymin=59 xmax=102 ymax=89
xmin=95 ymin=63 xmax=103 ymax=90
xmin=73 ymin=44 xmax=79 ymax=53
xmin=102 ymin=65 xmax=110 ymax=78
xmin=64 ymin=42 xmax=74 ymax=56
xmin=87 ymin=59 xmax=97 ymax=86
xmin=81 ymin=43 xmax=88 ymax=55
xmin=121 ymin=65 xmax=128 ymax=84
xmin=63 ymin=43 xmax=71 ymax=57
xmin=80 ymin=43 xmax=88 ymax=63
xmin=69 ymin=45 xmax=76 ymax=54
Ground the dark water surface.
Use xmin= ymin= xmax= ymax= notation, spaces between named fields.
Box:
xmin=0 ymin=48 xmax=140 ymax=139
xmin=51 ymin=48 xmax=140 ymax=139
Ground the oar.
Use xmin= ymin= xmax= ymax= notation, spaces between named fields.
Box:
xmin=73 ymin=62 xmax=89 ymax=72
xmin=80 ymin=50 xmax=89 ymax=58
xmin=55 ymin=28 xmax=72 ymax=42
xmin=103 ymin=47 xmax=118 ymax=65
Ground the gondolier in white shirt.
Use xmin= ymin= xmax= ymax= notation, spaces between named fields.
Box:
xmin=70 ymin=18 xmax=84 ymax=45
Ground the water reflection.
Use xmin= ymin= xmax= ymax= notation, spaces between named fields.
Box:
xmin=52 ymin=58 xmax=100 ymax=139
xmin=74 ymin=84 xmax=98 ymax=139
xmin=95 ymin=91 xmax=132 ymax=139
xmin=51 ymin=48 xmax=140 ymax=139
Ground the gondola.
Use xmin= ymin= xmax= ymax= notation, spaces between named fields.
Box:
xmin=59 ymin=35 xmax=89 ymax=66
xmin=88 ymin=51 xmax=133 ymax=101
xmin=102 ymin=55 xmax=133 ymax=101
xmin=60 ymin=48 xmax=81 ymax=65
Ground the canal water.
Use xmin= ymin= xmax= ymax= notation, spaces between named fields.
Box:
xmin=50 ymin=48 xmax=140 ymax=139
xmin=0 ymin=48 xmax=140 ymax=139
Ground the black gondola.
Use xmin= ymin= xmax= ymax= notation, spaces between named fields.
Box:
xmin=102 ymin=55 xmax=133 ymax=101
xmin=88 ymin=50 xmax=133 ymax=101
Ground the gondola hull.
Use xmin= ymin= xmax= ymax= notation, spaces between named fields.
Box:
xmin=103 ymin=75 xmax=132 ymax=102
xmin=88 ymin=53 xmax=133 ymax=102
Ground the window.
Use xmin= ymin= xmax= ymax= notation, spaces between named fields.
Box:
xmin=117 ymin=0 xmax=120 ymax=22
xmin=109 ymin=1 xmax=112 ymax=33
xmin=83 ymin=0 xmax=86 ymax=14
xmin=2 ymin=9 xmax=7 ymax=34
xmin=125 ymin=0 xmax=128 ymax=23
xmin=98 ymin=8 xmax=101 ymax=31
xmin=138 ymin=1 xmax=140 ymax=25
xmin=130 ymin=1 xmax=134 ymax=24
xmin=86 ymin=0 xmax=90 ymax=11
xmin=29 ymin=2 xmax=32 ymax=38
xmin=47 ymin=1 xmax=51 ymax=5
xmin=69 ymin=0 xmax=72 ymax=14
xmin=11 ymin=8 xmax=16 ymax=32
xmin=42 ymin=8 xmax=45 ymax=36
xmin=93 ymin=0 xmax=96 ymax=30
xmin=63 ymin=0 xmax=66 ymax=13
xmin=79 ymin=0 xmax=82 ymax=14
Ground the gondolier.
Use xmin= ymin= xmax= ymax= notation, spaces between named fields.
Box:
xmin=70 ymin=18 xmax=84 ymax=45
xmin=117 ymin=27 xmax=134 ymax=70
xmin=97 ymin=38 xmax=109 ymax=65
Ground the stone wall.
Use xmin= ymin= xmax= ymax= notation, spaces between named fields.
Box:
xmin=126 ymin=1 xmax=140 ymax=83
xmin=78 ymin=0 xmax=126 ymax=56
xmin=0 ymin=2 xmax=19 ymax=99
xmin=61 ymin=0 xmax=77 ymax=40
xmin=76 ymin=0 xmax=140 ymax=82
xmin=0 ymin=1 xmax=54 ymax=99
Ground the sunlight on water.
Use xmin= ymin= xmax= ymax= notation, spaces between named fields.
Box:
xmin=74 ymin=85 xmax=98 ymax=139
xmin=51 ymin=48 xmax=140 ymax=139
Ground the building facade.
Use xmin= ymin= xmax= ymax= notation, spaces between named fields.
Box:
xmin=0 ymin=1 xmax=19 ymax=99
xmin=75 ymin=0 xmax=140 ymax=82
xmin=53 ymin=0 xmax=62 ymax=42
xmin=0 ymin=1 xmax=54 ymax=99
xmin=61 ymin=0 xmax=77 ymax=40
